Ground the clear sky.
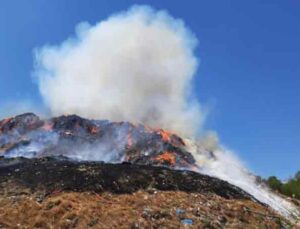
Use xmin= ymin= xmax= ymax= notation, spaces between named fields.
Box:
xmin=0 ymin=0 xmax=299 ymax=179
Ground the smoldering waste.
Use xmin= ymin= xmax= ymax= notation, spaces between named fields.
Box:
xmin=0 ymin=113 xmax=295 ymax=228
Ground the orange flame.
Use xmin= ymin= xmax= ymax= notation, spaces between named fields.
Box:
xmin=157 ymin=129 xmax=172 ymax=142
xmin=156 ymin=151 xmax=176 ymax=165
xmin=0 ymin=117 xmax=13 ymax=134
xmin=90 ymin=126 xmax=99 ymax=135
xmin=127 ymin=133 xmax=133 ymax=147
xmin=0 ymin=117 xmax=12 ymax=127
xmin=41 ymin=122 xmax=53 ymax=131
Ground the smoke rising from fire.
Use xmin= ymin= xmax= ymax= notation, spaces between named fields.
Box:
xmin=34 ymin=5 xmax=202 ymax=138
xmin=187 ymin=143 xmax=299 ymax=219
xmin=32 ymin=5 xmax=299 ymax=220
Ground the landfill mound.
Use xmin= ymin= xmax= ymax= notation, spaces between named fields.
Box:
xmin=0 ymin=114 xmax=295 ymax=227
xmin=0 ymin=113 xmax=199 ymax=170
xmin=0 ymin=156 xmax=291 ymax=228
xmin=0 ymin=156 xmax=254 ymax=199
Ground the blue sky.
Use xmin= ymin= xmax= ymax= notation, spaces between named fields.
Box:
xmin=0 ymin=0 xmax=299 ymax=179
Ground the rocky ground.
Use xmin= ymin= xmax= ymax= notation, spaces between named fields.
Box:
xmin=0 ymin=157 xmax=295 ymax=228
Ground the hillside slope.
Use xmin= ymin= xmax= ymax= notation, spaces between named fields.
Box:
xmin=0 ymin=157 xmax=293 ymax=228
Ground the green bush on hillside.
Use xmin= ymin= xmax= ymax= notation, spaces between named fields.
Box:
xmin=267 ymin=171 xmax=300 ymax=200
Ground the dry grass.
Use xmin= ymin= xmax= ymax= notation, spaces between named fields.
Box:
xmin=0 ymin=190 xmax=291 ymax=228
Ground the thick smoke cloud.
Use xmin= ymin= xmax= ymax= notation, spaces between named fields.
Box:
xmin=33 ymin=5 xmax=299 ymax=219
xmin=34 ymin=6 xmax=202 ymax=137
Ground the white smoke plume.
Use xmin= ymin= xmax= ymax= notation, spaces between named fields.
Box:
xmin=33 ymin=5 xmax=299 ymax=220
xmin=186 ymin=140 xmax=300 ymax=220
xmin=34 ymin=5 xmax=201 ymax=138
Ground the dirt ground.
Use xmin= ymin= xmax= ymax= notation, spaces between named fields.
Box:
xmin=0 ymin=190 xmax=293 ymax=229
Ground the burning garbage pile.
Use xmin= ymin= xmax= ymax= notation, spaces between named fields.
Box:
xmin=0 ymin=113 xmax=298 ymax=227
xmin=0 ymin=5 xmax=299 ymax=226
xmin=0 ymin=113 xmax=200 ymax=170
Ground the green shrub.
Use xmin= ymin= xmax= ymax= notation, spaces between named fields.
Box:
xmin=267 ymin=171 xmax=300 ymax=200
xmin=267 ymin=176 xmax=282 ymax=192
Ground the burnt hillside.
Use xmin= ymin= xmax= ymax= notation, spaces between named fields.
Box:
xmin=0 ymin=156 xmax=253 ymax=200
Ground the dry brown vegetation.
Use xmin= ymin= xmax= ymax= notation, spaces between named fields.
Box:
xmin=0 ymin=156 xmax=298 ymax=228
xmin=0 ymin=190 xmax=292 ymax=229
